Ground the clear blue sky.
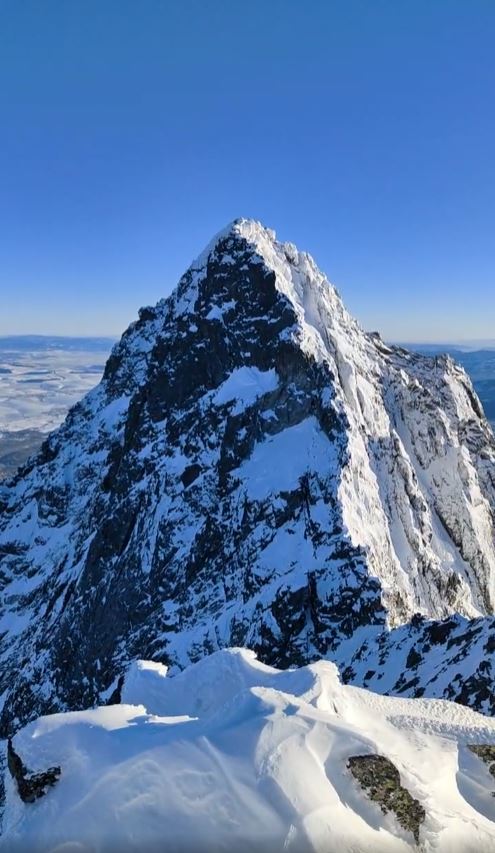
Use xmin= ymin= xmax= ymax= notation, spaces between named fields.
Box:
xmin=1 ymin=0 xmax=494 ymax=341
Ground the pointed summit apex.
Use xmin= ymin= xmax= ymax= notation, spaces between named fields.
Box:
xmin=189 ymin=218 xmax=277 ymax=273
xmin=230 ymin=216 xmax=277 ymax=243
xmin=173 ymin=217 xmax=351 ymax=368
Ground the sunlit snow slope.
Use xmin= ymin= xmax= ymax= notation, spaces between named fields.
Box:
xmin=0 ymin=219 xmax=494 ymax=734
xmin=3 ymin=649 xmax=495 ymax=853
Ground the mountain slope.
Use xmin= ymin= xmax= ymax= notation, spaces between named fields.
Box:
xmin=0 ymin=219 xmax=494 ymax=734
xmin=3 ymin=648 xmax=495 ymax=852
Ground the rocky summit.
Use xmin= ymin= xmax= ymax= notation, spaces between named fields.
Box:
xmin=1 ymin=219 xmax=495 ymax=735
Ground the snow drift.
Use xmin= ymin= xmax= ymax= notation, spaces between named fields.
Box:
xmin=3 ymin=649 xmax=495 ymax=852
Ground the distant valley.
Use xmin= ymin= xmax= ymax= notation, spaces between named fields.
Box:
xmin=0 ymin=336 xmax=114 ymax=478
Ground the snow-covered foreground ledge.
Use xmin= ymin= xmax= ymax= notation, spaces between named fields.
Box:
xmin=3 ymin=649 xmax=495 ymax=852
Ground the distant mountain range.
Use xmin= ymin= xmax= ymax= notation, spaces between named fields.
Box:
xmin=399 ymin=340 xmax=495 ymax=351
xmin=0 ymin=335 xmax=116 ymax=352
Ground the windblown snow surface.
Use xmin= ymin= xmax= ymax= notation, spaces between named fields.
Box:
xmin=3 ymin=649 xmax=495 ymax=853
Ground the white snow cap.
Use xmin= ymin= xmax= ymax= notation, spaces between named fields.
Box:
xmin=4 ymin=648 xmax=495 ymax=853
xmin=185 ymin=217 xmax=356 ymax=367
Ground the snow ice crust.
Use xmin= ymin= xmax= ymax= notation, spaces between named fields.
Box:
xmin=3 ymin=649 xmax=495 ymax=853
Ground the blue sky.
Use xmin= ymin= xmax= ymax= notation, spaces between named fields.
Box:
xmin=1 ymin=0 xmax=494 ymax=341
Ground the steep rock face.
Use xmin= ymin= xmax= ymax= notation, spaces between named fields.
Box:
xmin=341 ymin=613 xmax=495 ymax=715
xmin=0 ymin=219 xmax=494 ymax=733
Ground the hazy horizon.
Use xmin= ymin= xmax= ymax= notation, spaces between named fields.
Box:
xmin=2 ymin=332 xmax=495 ymax=349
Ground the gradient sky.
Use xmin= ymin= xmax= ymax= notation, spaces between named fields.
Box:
xmin=1 ymin=0 xmax=494 ymax=341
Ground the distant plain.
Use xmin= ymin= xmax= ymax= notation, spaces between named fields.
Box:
xmin=0 ymin=336 xmax=114 ymax=478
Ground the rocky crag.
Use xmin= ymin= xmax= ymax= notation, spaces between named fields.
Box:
xmin=0 ymin=219 xmax=494 ymax=734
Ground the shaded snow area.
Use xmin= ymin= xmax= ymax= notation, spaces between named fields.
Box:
xmin=3 ymin=650 xmax=495 ymax=853
xmin=211 ymin=366 xmax=279 ymax=414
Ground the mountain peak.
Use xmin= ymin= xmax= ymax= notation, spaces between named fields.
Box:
xmin=1 ymin=223 xmax=494 ymax=734
xmin=190 ymin=218 xmax=278 ymax=273
xmin=169 ymin=217 xmax=353 ymax=371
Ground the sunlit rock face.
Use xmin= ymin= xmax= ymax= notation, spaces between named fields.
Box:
xmin=1 ymin=219 xmax=494 ymax=734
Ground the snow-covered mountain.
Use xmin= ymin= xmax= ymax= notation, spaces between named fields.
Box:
xmin=3 ymin=648 xmax=495 ymax=852
xmin=1 ymin=219 xmax=494 ymax=735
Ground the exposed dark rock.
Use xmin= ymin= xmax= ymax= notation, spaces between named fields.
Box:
xmin=7 ymin=738 xmax=60 ymax=804
xmin=181 ymin=463 xmax=202 ymax=488
xmin=468 ymin=744 xmax=495 ymax=782
xmin=348 ymin=754 xmax=425 ymax=843
xmin=106 ymin=674 xmax=125 ymax=705
xmin=344 ymin=614 xmax=495 ymax=714
xmin=406 ymin=647 xmax=422 ymax=669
